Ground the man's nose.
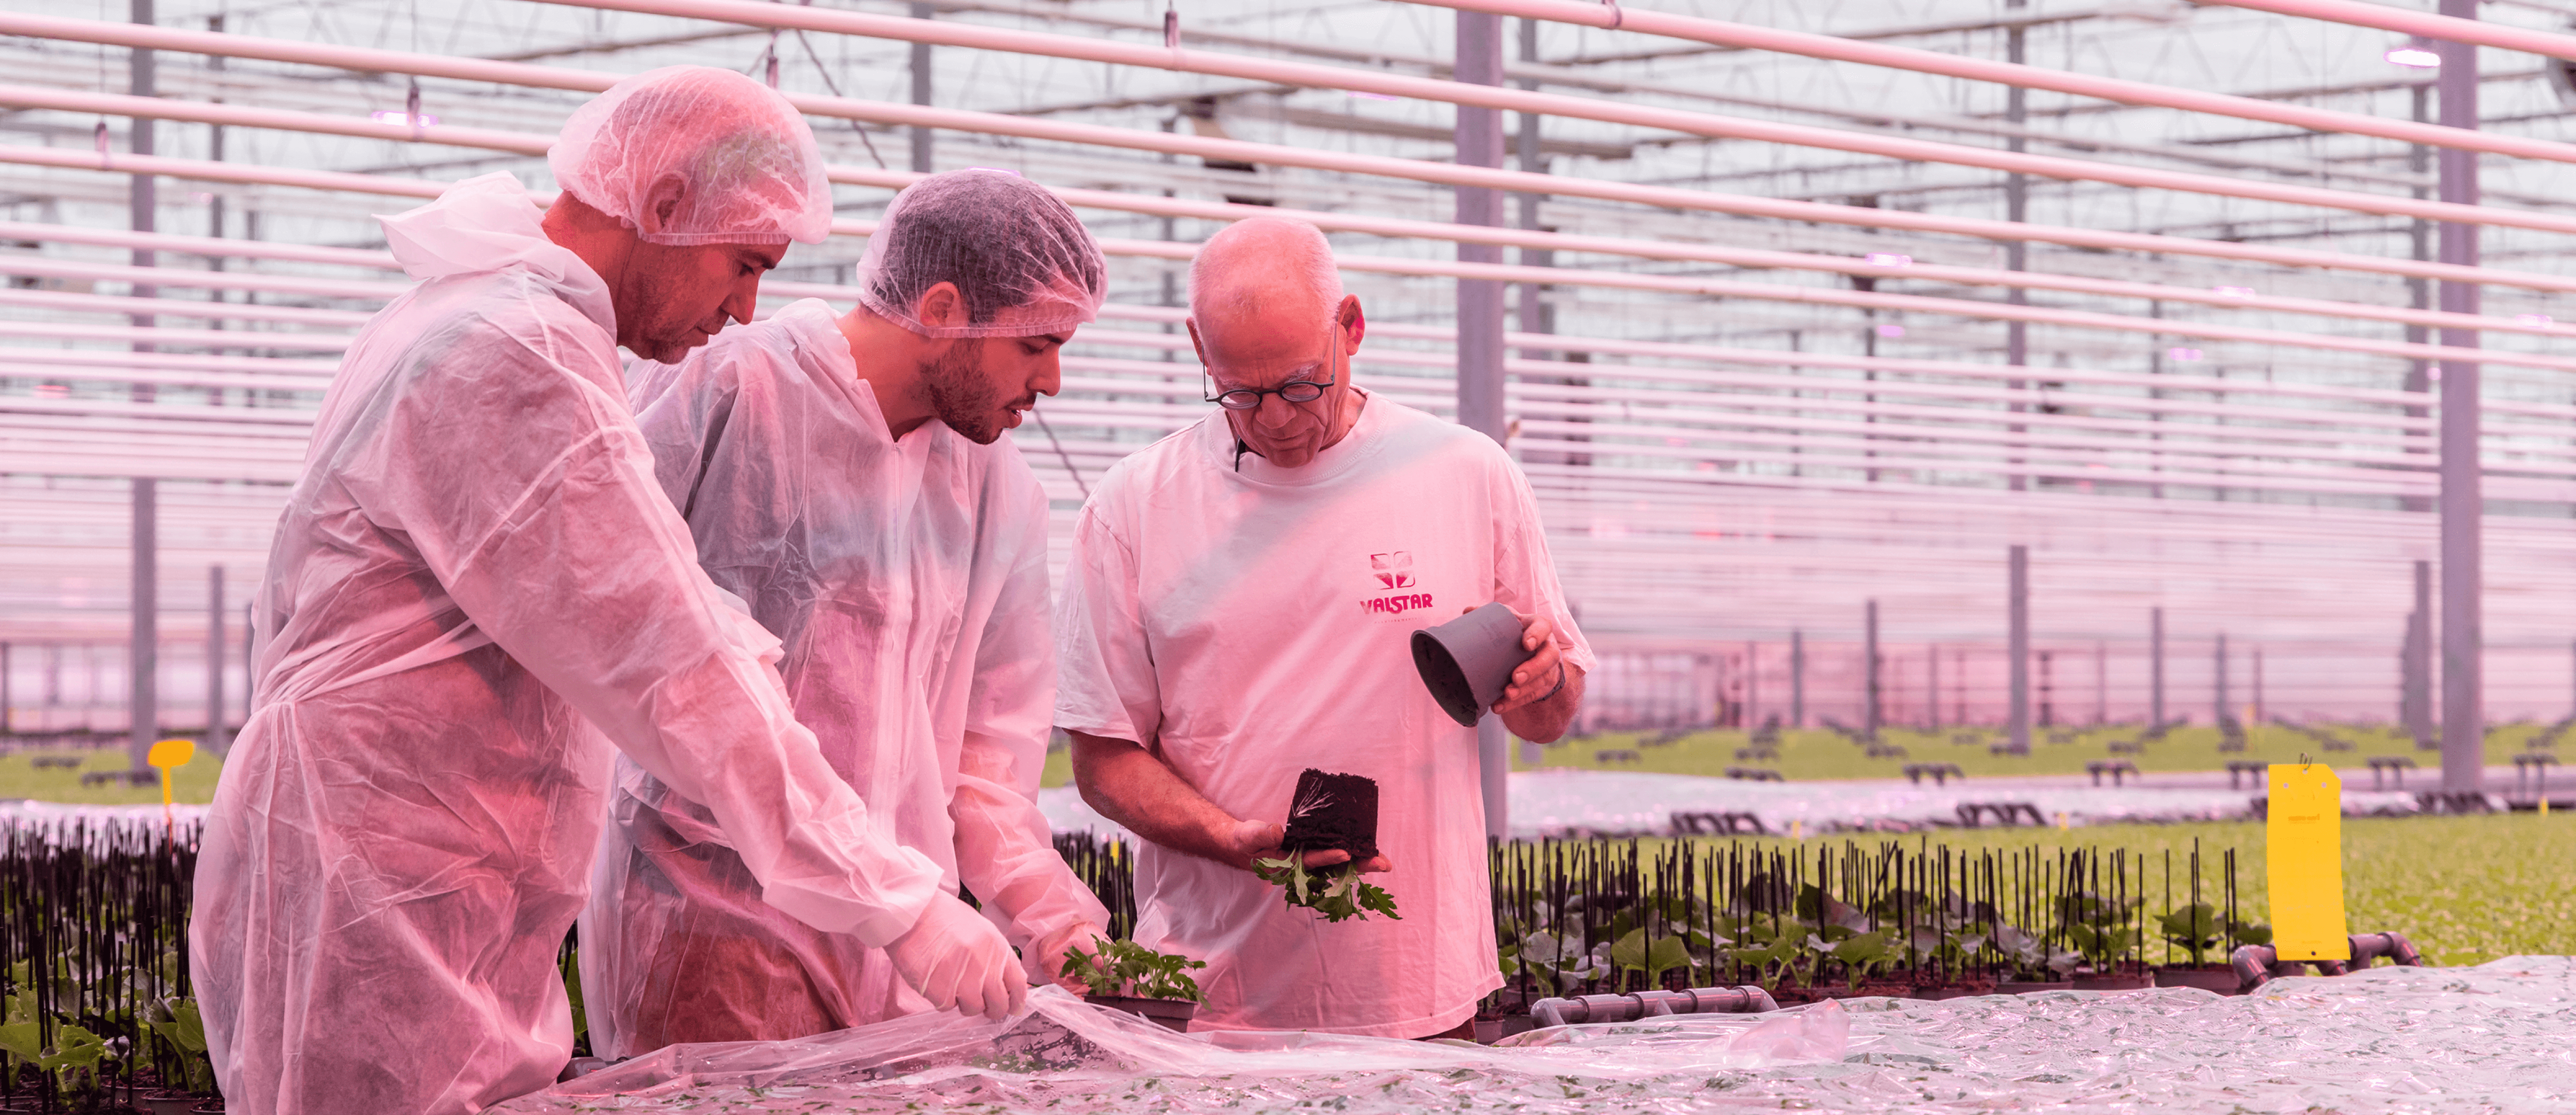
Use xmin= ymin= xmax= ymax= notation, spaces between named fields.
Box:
xmin=1255 ymin=392 xmax=1299 ymax=428
xmin=1034 ymin=349 xmax=1063 ymax=397
xmin=722 ymin=274 xmax=762 ymax=326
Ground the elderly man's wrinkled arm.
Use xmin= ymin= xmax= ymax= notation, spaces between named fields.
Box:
xmin=1068 ymin=731 xmax=1392 ymax=874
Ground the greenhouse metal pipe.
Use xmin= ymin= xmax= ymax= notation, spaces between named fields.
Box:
xmin=8 ymin=148 xmax=2550 ymax=376
xmin=2201 ymin=0 xmax=2576 ymax=61
xmin=1404 ymin=0 xmax=2576 ymax=167
xmin=0 ymin=321 xmax=349 ymax=351
xmin=2439 ymin=0 xmax=2483 ymax=797
xmin=0 ymin=287 xmax=375 ymax=327
xmin=2 ymin=15 xmax=2562 ymax=293
xmin=517 ymin=0 xmax=2576 ymax=236
xmin=0 ymin=219 xmax=396 ymax=270
xmin=25 ymin=93 xmax=2557 ymax=337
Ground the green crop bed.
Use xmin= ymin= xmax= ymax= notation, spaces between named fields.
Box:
xmin=1522 ymin=721 xmax=2495 ymax=781
xmin=1646 ymin=813 xmax=2575 ymax=967
xmin=0 ymin=746 xmax=223 ymax=806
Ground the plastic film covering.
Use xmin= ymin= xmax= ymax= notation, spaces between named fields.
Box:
xmin=855 ymin=169 xmax=1107 ymax=338
xmin=549 ymin=66 xmax=833 ymax=246
xmin=499 ymin=959 xmax=2576 ymax=1113
xmin=495 ymin=987 xmax=1848 ymax=1113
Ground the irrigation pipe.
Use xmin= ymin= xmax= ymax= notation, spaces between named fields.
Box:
xmin=520 ymin=0 xmax=2576 ymax=235
xmin=2 ymin=14 xmax=2565 ymax=294
xmin=1403 ymin=0 xmax=2576 ymax=165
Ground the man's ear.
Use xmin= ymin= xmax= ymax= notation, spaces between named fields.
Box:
xmin=1337 ymin=294 xmax=1367 ymax=352
xmin=639 ymin=175 xmax=688 ymax=236
xmin=913 ymin=281 xmax=968 ymax=331
xmin=1185 ymin=317 xmax=1210 ymax=368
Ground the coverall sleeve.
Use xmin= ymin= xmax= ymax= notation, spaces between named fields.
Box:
xmin=951 ymin=463 xmax=1110 ymax=976
xmin=1051 ymin=494 xmax=1162 ymax=746
xmin=350 ymin=300 xmax=942 ymax=946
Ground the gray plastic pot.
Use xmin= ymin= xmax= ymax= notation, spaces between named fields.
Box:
xmin=1411 ymin=602 xmax=1534 ymax=727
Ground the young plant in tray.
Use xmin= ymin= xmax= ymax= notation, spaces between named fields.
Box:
xmin=1256 ymin=768 xmax=1401 ymax=923
xmin=2157 ymin=902 xmax=2270 ymax=967
xmin=1060 ymin=935 xmax=1207 ymax=1003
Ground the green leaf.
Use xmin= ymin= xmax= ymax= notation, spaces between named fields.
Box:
xmin=0 ymin=1020 xmax=43 ymax=1063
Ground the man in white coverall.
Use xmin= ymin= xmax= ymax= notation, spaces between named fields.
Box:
xmin=1057 ymin=217 xmax=1592 ymax=1040
xmin=191 ymin=68 xmax=1019 ymax=1115
xmin=580 ymin=169 xmax=1112 ymax=1056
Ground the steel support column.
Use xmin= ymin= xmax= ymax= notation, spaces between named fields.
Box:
xmin=1864 ymin=599 xmax=1881 ymax=738
xmin=2008 ymin=545 xmax=2029 ymax=754
xmin=206 ymin=564 xmax=226 ymax=751
xmin=1791 ymin=629 xmax=1805 ymax=728
xmin=1458 ymin=9 xmax=1508 ymax=841
xmin=2436 ymin=0 xmax=2483 ymax=792
xmin=2404 ymin=559 xmax=2434 ymax=745
xmin=129 ymin=478 xmax=156 ymax=771
xmin=2215 ymin=634 xmax=2230 ymax=731
xmin=2150 ymin=607 xmax=2165 ymax=730
xmin=909 ymin=2 xmax=934 ymax=173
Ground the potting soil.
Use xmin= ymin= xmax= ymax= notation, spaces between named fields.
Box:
xmin=495 ymin=956 xmax=2576 ymax=1113
xmin=1278 ymin=769 xmax=1379 ymax=860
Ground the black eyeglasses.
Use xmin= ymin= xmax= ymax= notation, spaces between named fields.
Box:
xmin=1204 ymin=375 xmax=1336 ymax=411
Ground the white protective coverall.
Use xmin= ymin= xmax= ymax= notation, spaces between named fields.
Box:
xmin=189 ymin=176 xmax=944 ymax=1114
xmin=580 ymin=299 xmax=1107 ymax=1057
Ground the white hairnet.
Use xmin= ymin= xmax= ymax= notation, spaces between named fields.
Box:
xmin=551 ymin=66 xmax=833 ymax=246
xmin=856 ymin=169 xmax=1108 ymax=338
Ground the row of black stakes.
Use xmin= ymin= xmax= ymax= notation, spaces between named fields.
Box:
xmin=0 ymin=818 xmax=203 ymax=1112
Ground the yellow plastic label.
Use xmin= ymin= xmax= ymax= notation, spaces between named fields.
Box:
xmin=147 ymin=738 xmax=196 ymax=813
xmin=2267 ymin=763 xmax=2350 ymax=962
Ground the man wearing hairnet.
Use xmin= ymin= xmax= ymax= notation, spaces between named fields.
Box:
xmin=191 ymin=68 xmax=1020 ymax=1115
xmin=579 ymin=169 xmax=1112 ymax=1055
xmin=1058 ymin=217 xmax=1591 ymax=1039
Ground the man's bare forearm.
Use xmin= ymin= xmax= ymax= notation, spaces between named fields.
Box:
xmin=1499 ymin=664 xmax=1585 ymax=744
xmin=1067 ymin=730 xmax=1251 ymax=868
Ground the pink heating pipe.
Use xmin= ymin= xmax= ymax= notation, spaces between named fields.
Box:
xmin=11 ymin=142 xmax=2560 ymax=373
xmin=2200 ymin=0 xmax=2576 ymax=56
xmin=14 ymin=83 xmax=2563 ymax=329
xmin=0 ymin=12 xmax=2546 ymax=291
xmin=511 ymin=0 xmax=2576 ymax=236
xmin=1407 ymin=0 xmax=2576 ymax=165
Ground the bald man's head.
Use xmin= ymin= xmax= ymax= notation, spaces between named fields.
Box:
xmin=1185 ymin=217 xmax=1366 ymax=470
xmin=1188 ymin=217 xmax=1343 ymax=349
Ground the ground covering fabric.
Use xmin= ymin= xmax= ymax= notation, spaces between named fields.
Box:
xmin=497 ymin=957 xmax=2576 ymax=1113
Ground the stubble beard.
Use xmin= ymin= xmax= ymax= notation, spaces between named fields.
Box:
xmin=921 ymin=339 xmax=1007 ymax=444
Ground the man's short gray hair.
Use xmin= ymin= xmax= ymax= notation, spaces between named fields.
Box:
xmin=1188 ymin=217 xmax=1345 ymax=341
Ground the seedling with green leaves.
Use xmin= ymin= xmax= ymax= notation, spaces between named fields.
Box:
xmin=2157 ymin=902 xmax=2270 ymax=966
xmin=1060 ymin=936 xmax=1208 ymax=1003
xmin=1252 ymin=854 xmax=1400 ymax=923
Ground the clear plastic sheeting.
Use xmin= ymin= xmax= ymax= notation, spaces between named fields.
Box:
xmin=497 ymin=959 xmax=2576 ymax=1113
xmin=493 ymin=987 xmax=1850 ymax=1113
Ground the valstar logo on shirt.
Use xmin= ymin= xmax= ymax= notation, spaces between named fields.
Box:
xmin=1361 ymin=551 xmax=1433 ymax=616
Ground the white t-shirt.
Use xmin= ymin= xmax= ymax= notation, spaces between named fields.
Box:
xmin=1055 ymin=390 xmax=1594 ymax=1038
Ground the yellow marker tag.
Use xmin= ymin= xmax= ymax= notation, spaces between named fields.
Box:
xmin=2267 ymin=762 xmax=2351 ymax=962
xmin=147 ymin=738 xmax=196 ymax=816
xmin=2056 ymin=812 xmax=2069 ymax=831
xmin=1790 ymin=819 xmax=1803 ymax=841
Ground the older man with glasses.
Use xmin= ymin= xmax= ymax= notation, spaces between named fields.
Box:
xmin=1056 ymin=216 xmax=1592 ymax=1039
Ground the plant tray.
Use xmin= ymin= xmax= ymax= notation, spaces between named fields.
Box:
xmin=2072 ymin=973 xmax=2154 ymax=991
xmin=1996 ymin=980 xmax=2074 ymax=994
xmin=2154 ymin=966 xmax=2245 ymax=994
xmin=1085 ymin=994 xmax=1197 ymax=1033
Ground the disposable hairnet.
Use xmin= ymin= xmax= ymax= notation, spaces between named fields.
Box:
xmin=857 ymin=169 xmax=1107 ymax=338
xmin=550 ymin=66 xmax=833 ymax=246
